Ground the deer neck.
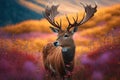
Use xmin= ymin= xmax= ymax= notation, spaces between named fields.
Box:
xmin=62 ymin=46 xmax=75 ymax=53
xmin=62 ymin=40 xmax=75 ymax=53
xmin=61 ymin=42 xmax=75 ymax=63
xmin=62 ymin=46 xmax=75 ymax=64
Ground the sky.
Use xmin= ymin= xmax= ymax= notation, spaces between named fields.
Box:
xmin=0 ymin=0 xmax=120 ymax=27
xmin=19 ymin=0 xmax=120 ymax=14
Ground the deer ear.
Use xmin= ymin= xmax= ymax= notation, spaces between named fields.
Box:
xmin=50 ymin=27 xmax=59 ymax=33
xmin=71 ymin=27 xmax=78 ymax=34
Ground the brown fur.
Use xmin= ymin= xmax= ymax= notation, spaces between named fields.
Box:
xmin=42 ymin=43 xmax=65 ymax=76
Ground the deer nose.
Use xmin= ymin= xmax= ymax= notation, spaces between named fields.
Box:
xmin=53 ymin=41 xmax=59 ymax=46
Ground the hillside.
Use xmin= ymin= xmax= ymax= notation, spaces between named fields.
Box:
xmin=0 ymin=0 xmax=43 ymax=27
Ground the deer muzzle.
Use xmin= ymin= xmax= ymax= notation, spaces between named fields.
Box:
xmin=53 ymin=41 xmax=60 ymax=47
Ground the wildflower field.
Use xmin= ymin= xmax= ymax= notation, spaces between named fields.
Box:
xmin=0 ymin=4 xmax=120 ymax=80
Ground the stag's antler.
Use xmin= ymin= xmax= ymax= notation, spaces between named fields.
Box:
xmin=66 ymin=3 xmax=97 ymax=31
xmin=44 ymin=5 xmax=62 ymax=30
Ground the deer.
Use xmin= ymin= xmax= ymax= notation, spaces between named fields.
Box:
xmin=42 ymin=2 xmax=97 ymax=80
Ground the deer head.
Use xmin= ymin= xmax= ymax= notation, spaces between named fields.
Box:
xmin=44 ymin=3 xmax=97 ymax=48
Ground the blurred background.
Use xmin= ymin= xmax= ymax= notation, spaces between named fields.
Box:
xmin=0 ymin=0 xmax=120 ymax=80
xmin=0 ymin=0 xmax=120 ymax=27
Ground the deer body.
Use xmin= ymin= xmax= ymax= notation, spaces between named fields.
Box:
xmin=43 ymin=31 xmax=76 ymax=79
xmin=42 ymin=2 xmax=97 ymax=80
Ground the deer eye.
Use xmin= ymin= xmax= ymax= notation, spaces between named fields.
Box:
xmin=64 ymin=34 xmax=69 ymax=37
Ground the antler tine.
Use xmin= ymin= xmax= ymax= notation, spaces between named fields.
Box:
xmin=66 ymin=2 xmax=97 ymax=31
xmin=66 ymin=13 xmax=78 ymax=31
xmin=76 ymin=13 xmax=78 ymax=22
xmin=44 ymin=5 xmax=61 ymax=30
xmin=66 ymin=15 xmax=71 ymax=31
xmin=66 ymin=15 xmax=72 ymax=25
xmin=78 ymin=2 xmax=97 ymax=25
xmin=56 ymin=21 xmax=60 ymax=26
xmin=60 ymin=19 xmax=62 ymax=27
xmin=72 ymin=13 xmax=79 ymax=24
xmin=72 ymin=17 xmax=76 ymax=22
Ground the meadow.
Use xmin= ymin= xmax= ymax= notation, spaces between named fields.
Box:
xmin=0 ymin=4 xmax=120 ymax=80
